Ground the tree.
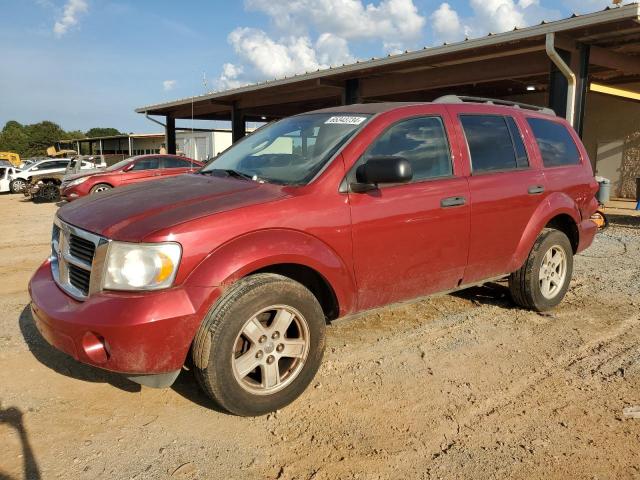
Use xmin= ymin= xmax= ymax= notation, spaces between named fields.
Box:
xmin=85 ymin=127 xmax=122 ymax=138
xmin=23 ymin=121 xmax=68 ymax=157
xmin=0 ymin=121 xmax=28 ymax=154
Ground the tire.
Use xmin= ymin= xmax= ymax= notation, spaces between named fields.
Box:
xmin=509 ymin=228 xmax=573 ymax=312
xmin=9 ymin=178 xmax=27 ymax=194
xmin=192 ymin=273 xmax=326 ymax=416
xmin=90 ymin=183 xmax=112 ymax=194
xmin=38 ymin=184 xmax=60 ymax=202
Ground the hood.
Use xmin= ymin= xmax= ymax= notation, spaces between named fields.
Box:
xmin=63 ymin=168 xmax=108 ymax=182
xmin=58 ymin=174 xmax=289 ymax=240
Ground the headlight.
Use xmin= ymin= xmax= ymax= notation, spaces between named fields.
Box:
xmin=103 ymin=242 xmax=182 ymax=291
xmin=66 ymin=177 xmax=89 ymax=188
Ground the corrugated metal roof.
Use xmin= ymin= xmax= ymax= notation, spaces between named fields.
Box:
xmin=136 ymin=3 xmax=640 ymax=114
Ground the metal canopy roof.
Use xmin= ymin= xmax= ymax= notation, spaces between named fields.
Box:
xmin=136 ymin=4 xmax=640 ymax=121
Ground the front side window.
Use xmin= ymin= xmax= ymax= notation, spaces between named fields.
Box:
xmin=200 ymin=113 xmax=370 ymax=185
xmin=461 ymin=115 xmax=528 ymax=173
xmin=363 ymin=116 xmax=453 ymax=181
xmin=527 ymin=118 xmax=580 ymax=167
xmin=132 ymin=157 xmax=160 ymax=171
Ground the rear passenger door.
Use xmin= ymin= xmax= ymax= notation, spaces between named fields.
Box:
xmin=348 ymin=110 xmax=471 ymax=310
xmin=452 ymin=108 xmax=547 ymax=283
xmin=121 ymin=157 xmax=161 ymax=185
xmin=160 ymin=157 xmax=196 ymax=177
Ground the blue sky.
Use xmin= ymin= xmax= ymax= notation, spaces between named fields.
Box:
xmin=0 ymin=0 xmax=617 ymax=133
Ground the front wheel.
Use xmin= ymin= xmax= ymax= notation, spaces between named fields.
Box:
xmin=9 ymin=178 xmax=27 ymax=194
xmin=192 ymin=274 xmax=326 ymax=416
xmin=90 ymin=183 xmax=112 ymax=194
xmin=509 ymin=228 xmax=574 ymax=311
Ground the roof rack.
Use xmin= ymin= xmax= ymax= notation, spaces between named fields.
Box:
xmin=433 ymin=95 xmax=556 ymax=116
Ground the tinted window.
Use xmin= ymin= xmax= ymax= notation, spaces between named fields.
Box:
xmin=162 ymin=157 xmax=189 ymax=169
xmin=461 ymin=115 xmax=525 ymax=173
xmin=527 ymin=118 xmax=580 ymax=167
xmin=506 ymin=117 xmax=529 ymax=168
xmin=365 ymin=116 xmax=452 ymax=181
xmin=131 ymin=157 xmax=159 ymax=171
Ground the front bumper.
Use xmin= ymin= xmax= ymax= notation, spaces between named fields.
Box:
xmin=29 ymin=259 xmax=219 ymax=378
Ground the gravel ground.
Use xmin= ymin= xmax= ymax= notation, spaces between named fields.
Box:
xmin=0 ymin=194 xmax=639 ymax=480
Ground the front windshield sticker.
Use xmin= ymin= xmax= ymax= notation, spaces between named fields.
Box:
xmin=324 ymin=116 xmax=367 ymax=125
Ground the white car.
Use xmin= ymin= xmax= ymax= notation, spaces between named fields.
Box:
xmin=0 ymin=166 xmax=21 ymax=193
xmin=9 ymin=159 xmax=73 ymax=193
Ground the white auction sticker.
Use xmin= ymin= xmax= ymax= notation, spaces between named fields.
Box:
xmin=325 ymin=116 xmax=367 ymax=125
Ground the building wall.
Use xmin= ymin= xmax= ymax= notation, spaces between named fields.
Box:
xmin=582 ymin=83 xmax=640 ymax=199
xmin=176 ymin=131 xmax=232 ymax=161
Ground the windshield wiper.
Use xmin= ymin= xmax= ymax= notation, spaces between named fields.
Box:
xmin=201 ymin=169 xmax=267 ymax=183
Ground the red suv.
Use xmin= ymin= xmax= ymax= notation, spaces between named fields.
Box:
xmin=29 ymin=97 xmax=599 ymax=416
xmin=60 ymin=154 xmax=203 ymax=201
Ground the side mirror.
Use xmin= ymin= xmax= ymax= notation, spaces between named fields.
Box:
xmin=123 ymin=163 xmax=135 ymax=172
xmin=352 ymin=156 xmax=412 ymax=192
xmin=31 ymin=166 xmax=39 ymax=171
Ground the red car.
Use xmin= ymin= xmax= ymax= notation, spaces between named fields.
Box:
xmin=60 ymin=154 xmax=203 ymax=201
xmin=29 ymin=97 xmax=599 ymax=416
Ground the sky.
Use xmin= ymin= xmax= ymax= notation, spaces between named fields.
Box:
xmin=0 ymin=0 xmax=623 ymax=133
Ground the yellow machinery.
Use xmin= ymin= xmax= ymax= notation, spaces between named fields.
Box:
xmin=0 ymin=152 xmax=21 ymax=167
xmin=46 ymin=146 xmax=77 ymax=158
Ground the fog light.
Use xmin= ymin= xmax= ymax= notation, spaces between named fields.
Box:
xmin=82 ymin=331 xmax=109 ymax=364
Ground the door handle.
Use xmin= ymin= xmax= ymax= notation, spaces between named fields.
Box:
xmin=528 ymin=185 xmax=545 ymax=195
xmin=440 ymin=196 xmax=466 ymax=208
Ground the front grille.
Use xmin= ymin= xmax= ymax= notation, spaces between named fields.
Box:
xmin=69 ymin=234 xmax=96 ymax=265
xmin=68 ymin=263 xmax=91 ymax=295
xmin=51 ymin=219 xmax=105 ymax=300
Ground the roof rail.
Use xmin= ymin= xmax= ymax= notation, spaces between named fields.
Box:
xmin=433 ymin=95 xmax=556 ymax=116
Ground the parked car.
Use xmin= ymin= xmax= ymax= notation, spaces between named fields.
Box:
xmin=0 ymin=166 xmax=20 ymax=193
xmin=9 ymin=159 xmax=71 ymax=193
xmin=29 ymin=97 xmax=599 ymax=416
xmin=60 ymin=154 xmax=203 ymax=201
xmin=64 ymin=155 xmax=107 ymax=176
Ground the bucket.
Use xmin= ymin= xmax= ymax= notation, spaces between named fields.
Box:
xmin=595 ymin=176 xmax=611 ymax=205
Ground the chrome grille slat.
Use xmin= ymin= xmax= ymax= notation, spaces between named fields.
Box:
xmin=51 ymin=218 xmax=106 ymax=301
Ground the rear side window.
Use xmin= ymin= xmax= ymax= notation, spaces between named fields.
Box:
xmin=460 ymin=115 xmax=528 ymax=173
xmin=131 ymin=157 xmax=160 ymax=171
xmin=365 ymin=116 xmax=452 ymax=181
xmin=162 ymin=157 xmax=189 ymax=169
xmin=527 ymin=118 xmax=580 ymax=167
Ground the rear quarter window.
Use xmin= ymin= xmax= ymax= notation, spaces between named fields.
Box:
xmin=527 ymin=118 xmax=581 ymax=167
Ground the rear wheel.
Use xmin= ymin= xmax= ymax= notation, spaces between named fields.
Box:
xmin=9 ymin=178 xmax=27 ymax=194
xmin=192 ymin=273 xmax=326 ymax=416
xmin=509 ymin=228 xmax=573 ymax=311
xmin=90 ymin=183 xmax=112 ymax=194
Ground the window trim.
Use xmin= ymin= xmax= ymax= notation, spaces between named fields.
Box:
xmin=346 ymin=114 xmax=456 ymax=189
xmin=525 ymin=116 xmax=584 ymax=168
xmin=459 ymin=113 xmax=531 ymax=176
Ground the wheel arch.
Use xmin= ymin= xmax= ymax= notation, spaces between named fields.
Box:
xmin=186 ymin=228 xmax=357 ymax=318
xmin=509 ymin=192 xmax=581 ymax=272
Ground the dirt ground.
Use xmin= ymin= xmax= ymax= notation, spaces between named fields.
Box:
xmin=1 ymin=193 xmax=639 ymax=480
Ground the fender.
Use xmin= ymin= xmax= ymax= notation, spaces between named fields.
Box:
xmin=186 ymin=228 xmax=357 ymax=316
xmin=508 ymin=192 xmax=581 ymax=272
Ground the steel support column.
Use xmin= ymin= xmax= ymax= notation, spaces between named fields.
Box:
xmin=574 ymin=44 xmax=590 ymax=137
xmin=343 ymin=79 xmax=361 ymax=105
xmin=231 ymin=103 xmax=246 ymax=143
xmin=165 ymin=116 xmax=176 ymax=154
xmin=547 ymin=48 xmax=572 ymax=120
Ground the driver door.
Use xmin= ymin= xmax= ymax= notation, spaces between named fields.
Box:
xmin=120 ymin=157 xmax=161 ymax=185
xmin=348 ymin=111 xmax=471 ymax=310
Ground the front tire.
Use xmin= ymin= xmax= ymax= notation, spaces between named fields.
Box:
xmin=90 ymin=183 xmax=112 ymax=194
xmin=192 ymin=274 xmax=326 ymax=416
xmin=509 ymin=228 xmax=573 ymax=311
xmin=9 ymin=178 xmax=27 ymax=194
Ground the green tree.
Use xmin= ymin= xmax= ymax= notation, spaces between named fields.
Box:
xmin=0 ymin=121 xmax=28 ymax=154
xmin=23 ymin=121 xmax=68 ymax=157
xmin=85 ymin=127 xmax=121 ymax=138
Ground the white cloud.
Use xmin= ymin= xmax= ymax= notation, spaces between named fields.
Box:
xmin=217 ymin=27 xmax=354 ymax=90
xmin=53 ymin=0 xmax=88 ymax=37
xmin=246 ymin=0 xmax=425 ymax=49
xmin=431 ymin=3 xmax=467 ymax=43
xmin=163 ymin=80 xmax=177 ymax=91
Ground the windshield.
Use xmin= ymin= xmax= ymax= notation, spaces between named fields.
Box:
xmin=200 ymin=113 xmax=370 ymax=185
